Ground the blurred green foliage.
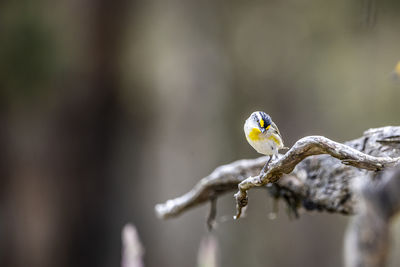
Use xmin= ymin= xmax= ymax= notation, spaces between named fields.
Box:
xmin=0 ymin=3 xmax=58 ymax=105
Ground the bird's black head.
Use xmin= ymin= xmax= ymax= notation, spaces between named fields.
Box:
xmin=256 ymin=111 xmax=271 ymax=130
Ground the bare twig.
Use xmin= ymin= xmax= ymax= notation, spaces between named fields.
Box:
xmin=155 ymin=156 xmax=267 ymax=219
xmin=206 ymin=198 xmax=217 ymax=231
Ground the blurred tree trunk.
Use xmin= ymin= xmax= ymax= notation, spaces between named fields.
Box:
xmin=2 ymin=0 xmax=132 ymax=266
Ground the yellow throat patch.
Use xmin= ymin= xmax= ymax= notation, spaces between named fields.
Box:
xmin=248 ymin=128 xmax=262 ymax=141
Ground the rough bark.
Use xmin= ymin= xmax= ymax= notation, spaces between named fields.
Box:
xmin=344 ymin=167 xmax=400 ymax=267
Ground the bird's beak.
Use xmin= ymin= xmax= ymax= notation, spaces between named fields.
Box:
xmin=260 ymin=128 xmax=266 ymax=133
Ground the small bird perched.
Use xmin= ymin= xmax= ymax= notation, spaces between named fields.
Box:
xmin=244 ymin=111 xmax=285 ymax=175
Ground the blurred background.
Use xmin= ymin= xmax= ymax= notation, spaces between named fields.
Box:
xmin=1 ymin=0 xmax=400 ymax=266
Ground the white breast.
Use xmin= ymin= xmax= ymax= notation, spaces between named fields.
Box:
xmin=247 ymin=136 xmax=279 ymax=155
xmin=244 ymin=118 xmax=281 ymax=155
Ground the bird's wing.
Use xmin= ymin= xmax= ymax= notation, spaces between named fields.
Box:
xmin=270 ymin=121 xmax=286 ymax=148
xmin=271 ymin=121 xmax=282 ymax=137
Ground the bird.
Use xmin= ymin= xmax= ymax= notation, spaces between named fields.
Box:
xmin=244 ymin=111 xmax=285 ymax=176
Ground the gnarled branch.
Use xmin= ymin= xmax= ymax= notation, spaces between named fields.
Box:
xmin=155 ymin=156 xmax=268 ymax=219
xmin=155 ymin=126 xmax=400 ymax=220
xmin=234 ymin=136 xmax=400 ymax=219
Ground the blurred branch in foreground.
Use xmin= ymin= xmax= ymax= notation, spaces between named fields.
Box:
xmin=198 ymin=236 xmax=218 ymax=267
xmin=345 ymin=167 xmax=400 ymax=267
xmin=155 ymin=126 xmax=400 ymax=267
xmin=120 ymin=224 xmax=219 ymax=267
xmin=121 ymin=224 xmax=144 ymax=267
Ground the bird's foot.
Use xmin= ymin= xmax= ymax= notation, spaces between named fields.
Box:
xmin=258 ymin=156 xmax=273 ymax=183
